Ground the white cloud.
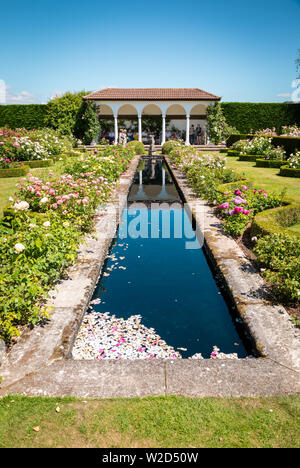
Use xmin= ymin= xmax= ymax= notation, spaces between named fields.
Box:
xmin=277 ymin=93 xmax=292 ymax=98
xmin=5 ymin=89 xmax=38 ymax=104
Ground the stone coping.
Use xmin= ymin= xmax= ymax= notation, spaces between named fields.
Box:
xmin=0 ymin=154 xmax=299 ymax=398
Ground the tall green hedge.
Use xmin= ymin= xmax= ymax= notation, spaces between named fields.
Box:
xmin=1 ymin=101 xmax=300 ymax=138
xmin=0 ymin=104 xmax=47 ymax=129
xmin=221 ymin=102 xmax=300 ymax=134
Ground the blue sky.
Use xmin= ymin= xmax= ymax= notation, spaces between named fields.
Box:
xmin=1 ymin=0 xmax=300 ymax=103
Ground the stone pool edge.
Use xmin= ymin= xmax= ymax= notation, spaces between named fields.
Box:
xmin=0 ymin=153 xmax=299 ymax=398
xmin=164 ymin=155 xmax=300 ymax=373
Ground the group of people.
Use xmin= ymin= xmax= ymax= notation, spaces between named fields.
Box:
xmin=189 ymin=124 xmax=203 ymax=145
xmin=102 ymin=124 xmax=204 ymax=145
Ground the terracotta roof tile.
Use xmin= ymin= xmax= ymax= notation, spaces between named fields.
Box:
xmin=83 ymin=88 xmax=221 ymax=101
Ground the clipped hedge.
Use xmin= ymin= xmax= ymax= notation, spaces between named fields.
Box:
xmin=0 ymin=165 xmax=30 ymax=178
xmin=26 ymin=159 xmax=53 ymax=168
xmin=251 ymin=203 xmax=300 ymax=238
xmin=0 ymin=105 xmax=47 ymax=129
xmin=2 ymin=207 xmax=46 ymax=222
xmin=227 ymin=134 xmax=300 ymax=156
xmin=255 ymin=159 xmax=286 ymax=168
xmin=227 ymin=150 xmax=240 ymax=156
xmin=221 ymin=102 xmax=300 ymax=134
xmin=238 ymin=154 xmax=259 ymax=162
xmin=217 ymin=179 xmax=251 ymax=194
xmin=279 ymin=166 xmax=300 ymax=178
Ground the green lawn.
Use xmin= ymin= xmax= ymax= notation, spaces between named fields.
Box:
xmin=0 ymin=161 xmax=66 ymax=218
xmin=225 ymin=156 xmax=300 ymax=203
xmin=0 ymin=395 xmax=299 ymax=448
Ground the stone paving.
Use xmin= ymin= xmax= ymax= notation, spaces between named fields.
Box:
xmin=0 ymin=154 xmax=299 ymax=398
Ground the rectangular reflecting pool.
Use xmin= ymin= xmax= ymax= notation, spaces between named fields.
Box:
xmin=72 ymin=156 xmax=253 ymax=360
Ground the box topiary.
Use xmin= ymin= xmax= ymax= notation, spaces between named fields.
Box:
xmin=126 ymin=141 xmax=145 ymax=155
xmin=0 ymin=165 xmax=30 ymax=178
xmin=227 ymin=150 xmax=240 ymax=156
xmin=279 ymin=165 xmax=300 ymax=178
xmin=255 ymin=159 xmax=286 ymax=168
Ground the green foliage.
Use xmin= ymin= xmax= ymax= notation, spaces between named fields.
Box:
xmin=279 ymin=166 xmax=300 ymax=178
xmin=0 ymin=146 xmax=134 ymax=341
xmin=73 ymin=101 xmax=100 ymax=145
xmin=44 ymin=91 xmax=88 ymax=135
xmin=206 ymin=103 xmax=237 ymax=144
xmin=162 ymin=140 xmax=184 ymax=154
xmin=255 ymin=159 xmax=286 ymax=168
xmin=27 ymin=159 xmax=53 ymax=168
xmin=0 ymin=104 xmax=47 ymax=129
xmin=251 ymin=203 xmax=300 ymax=239
xmin=254 ymin=234 xmax=300 ymax=302
xmin=221 ymin=102 xmax=300 ymax=134
xmin=0 ymin=165 xmax=30 ymax=178
xmin=227 ymin=134 xmax=300 ymax=156
xmin=126 ymin=140 xmax=145 ymax=154
xmin=239 ymin=154 xmax=261 ymax=162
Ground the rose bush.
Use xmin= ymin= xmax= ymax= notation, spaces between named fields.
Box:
xmin=0 ymin=127 xmax=74 ymax=163
xmin=0 ymin=145 xmax=135 ymax=341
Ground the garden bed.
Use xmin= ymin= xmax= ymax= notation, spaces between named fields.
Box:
xmin=0 ymin=165 xmax=30 ymax=178
xmin=255 ymin=159 xmax=286 ymax=168
xmin=279 ymin=165 xmax=300 ymax=178
xmin=239 ymin=154 xmax=261 ymax=162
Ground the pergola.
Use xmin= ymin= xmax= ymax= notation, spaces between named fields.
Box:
xmin=83 ymin=88 xmax=221 ymax=145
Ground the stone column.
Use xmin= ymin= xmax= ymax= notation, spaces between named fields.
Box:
xmin=161 ymin=113 xmax=166 ymax=145
xmin=185 ymin=114 xmax=190 ymax=145
xmin=138 ymin=114 xmax=142 ymax=142
xmin=114 ymin=115 xmax=118 ymax=145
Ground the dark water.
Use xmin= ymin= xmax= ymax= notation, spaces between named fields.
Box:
xmin=90 ymin=157 xmax=249 ymax=358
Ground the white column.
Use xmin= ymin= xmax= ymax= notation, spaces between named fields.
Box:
xmin=138 ymin=114 xmax=142 ymax=142
xmin=185 ymin=114 xmax=190 ymax=145
xmin=161 ymin=113 xmax=166 ymax=145
xmin=114 ymin=115 xmax=118 ymax=145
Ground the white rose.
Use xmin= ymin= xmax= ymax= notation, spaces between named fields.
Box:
xmin=43 ymin=221 xmax=51 ymax=228
xmin=14 ymin=243 xmax=25 ymax=253
xmin=13 ymin=201 xmax=29 ymax=211
xmin=40 ymin=197 xmax=49 ymax=204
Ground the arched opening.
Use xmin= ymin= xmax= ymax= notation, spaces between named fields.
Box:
xmin=141 ymin=104 xmax=163 ymax=144
xmin=97 ymin=104 xmax=115 ymax=142
xmin=117 ymin=104 xmax=139 ymax=142
xmin=190 ymin=104 xmax=207 ymax=145
xmin=165 ymin=104 xmax=187 ymax=141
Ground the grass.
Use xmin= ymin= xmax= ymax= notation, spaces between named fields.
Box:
xmin=0 ymin=395 xmax=299 ymax=448
xmin=225 ymin=156 xmax=300 ymax=203
xmin=0 ymin=160 xmax=66 ymax=218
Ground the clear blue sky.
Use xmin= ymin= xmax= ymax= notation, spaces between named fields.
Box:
xmin=1 ymin=0 xmax=300 ymax=103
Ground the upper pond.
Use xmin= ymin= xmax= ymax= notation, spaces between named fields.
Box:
xmin=72 ymin=156 xmax=250 ymax=360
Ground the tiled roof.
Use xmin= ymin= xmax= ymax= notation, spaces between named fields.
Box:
xmin=83 ymin=88 xmax=221 ymax=101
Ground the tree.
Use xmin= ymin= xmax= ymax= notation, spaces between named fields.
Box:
xmin=74 ymin=101 xmax=100 ymax=145
xmin=45 ymin=91 xmax=88 ymax=135
xmin=206 ymin=102 xmax=236 ymax=144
